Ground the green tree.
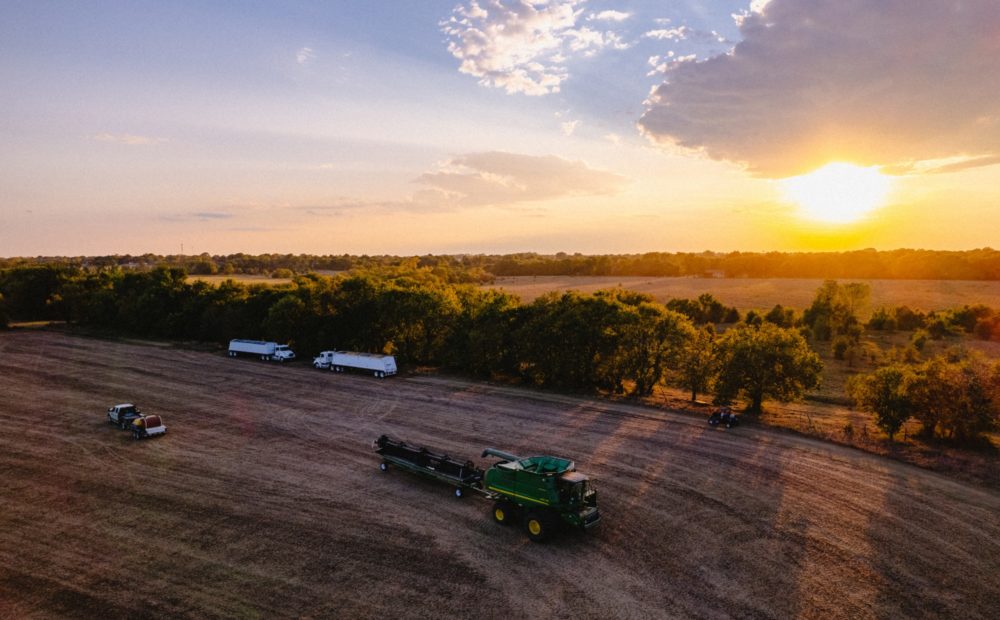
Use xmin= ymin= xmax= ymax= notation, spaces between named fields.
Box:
xmin=803 ymin=280 xmax=870 ymax=341
xmin=908 ymin=357 xmax=998 ymax=442
xmin=714 ymin=322 xmax=823 ymax=414
xmin=848 ymin=364 xmax=914 ymax=441
xmin=676 ymin=325 xmax=717 ymax=402
xmin=607 ymin=300 xmax=694 ymax=397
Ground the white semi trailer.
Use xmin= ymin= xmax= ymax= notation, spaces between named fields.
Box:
xmin=313 ymin=350 xmax=397 ymax=378
xmin=228 ymin=339 xmax=296 ymax=362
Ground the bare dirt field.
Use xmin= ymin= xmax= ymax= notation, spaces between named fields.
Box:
xmin=1 ymin=330 xmax=998 ymax=619
xmin=487 ymin=276 xmax=1000 ymax=314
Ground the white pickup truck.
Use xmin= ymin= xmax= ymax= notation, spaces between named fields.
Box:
xmin=313 ymin=350 xmax=397 ymax=378
xmin=107 ymin=403 xmax=143 ymax=429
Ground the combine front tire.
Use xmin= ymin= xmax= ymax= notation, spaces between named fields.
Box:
xmin=524 ymin=511 xmax=555 ymax=542
xmin=493 ymin=501 xmax=513 ymax=526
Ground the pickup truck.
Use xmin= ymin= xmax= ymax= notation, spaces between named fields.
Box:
xmin=107 ymin=403 xmax=143 ymax=429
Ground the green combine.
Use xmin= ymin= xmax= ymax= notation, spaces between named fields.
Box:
xmin=481 ymin=448 xmax=601 ymax=541
xmin=374 ymin=435 xmax=601 ymax=542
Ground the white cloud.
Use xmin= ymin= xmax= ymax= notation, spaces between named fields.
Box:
xmin=639 ymin=0 xmax=1000 ymax=178
xmin=296 ymin=47 xmax=315 ymax=65
xmin=414 ymin=151 xmax=627 ymax=207
xmin=588 ymin=10 xmax=631 ymax=22
xmin=92 ymin=133 xmax=166 ymax=145
xmin=441 ymin=0 xmax=628 ymax=95
xmin=643 ymin=25 xmax=728 ymax=44
xmin=643 ymin=26 xmax=689 ymax=41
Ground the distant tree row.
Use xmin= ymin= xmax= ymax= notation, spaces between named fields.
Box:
xmin=4 ymin=264 xmax=997 ymax=443
xmin=4 ymin=247 xmax=1000 ymax=280
xmin=0 ymin=264 xmax=820 ymax=413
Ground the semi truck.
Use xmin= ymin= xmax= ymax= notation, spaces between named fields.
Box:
xmin=374 ymin=435 xmax=600 ymax=542
xmin=228 ymin=339 xmax=295 ymax=362
xmin=313 ymin=350 xmax=397 ymax=378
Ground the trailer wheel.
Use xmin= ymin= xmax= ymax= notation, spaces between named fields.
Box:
xmin=524 ymin=511 xmax=553 ymax=542
xmin=379 ymin=462 xmax=388 ymax=472
xmin=493 ymin=501 xmax=513 ymax=526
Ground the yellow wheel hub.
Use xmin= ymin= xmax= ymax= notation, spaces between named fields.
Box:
xmin=495 ymin=508 xmax=505 ymax=521
xmin=528 ymin=519 xmax=542 ymax=536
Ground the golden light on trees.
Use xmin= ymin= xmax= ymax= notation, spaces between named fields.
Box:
xmin=779 ymin=163 xmax=894 ymax=224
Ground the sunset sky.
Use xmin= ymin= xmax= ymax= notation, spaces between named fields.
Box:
xmin=2 ymin=0 xmax=998 ymax=256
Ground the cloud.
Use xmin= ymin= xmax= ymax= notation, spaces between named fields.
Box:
xmin=588 ymin=10 xmax=631 ymax=22
xmin=639 ymin=0 xmax=1000 ymax=178
xmin=643 ymin=26 xmax=728 ymax=44
xmin=92 ymin=133 xmax=166 ymax=146
xmin=294 ymin=152 xmax=627 ymax=215
xmin=414 ymin=151 xmax=627 ymax=207
xmin=160 ymin=211 xmax=235 ymax=222
xmin=441 ymin=1 xmax=628 ymax=95
xmin=561 ymin=120 xmax=580 ymax=136
xmin=296 ymin=47 xmax=315 ymax=65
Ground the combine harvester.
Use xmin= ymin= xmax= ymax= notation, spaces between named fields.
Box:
xmin=374 ymin=435 xmax=600 ymax=542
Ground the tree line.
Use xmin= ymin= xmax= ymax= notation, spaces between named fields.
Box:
xmin=3 ymin=247 xmax=1000 ymax=280
xmin=1 ymin=264 xmax=996 ymax=444
xmin=0 ymin=264 xmax=819 ymax=413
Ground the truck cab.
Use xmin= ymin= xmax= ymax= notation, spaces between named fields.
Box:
xmin=107 ymin=403 xmax=142 ymax=429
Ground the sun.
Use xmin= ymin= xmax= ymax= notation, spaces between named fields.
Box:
xmin=779 ymin=163 xmax=893 ymax=224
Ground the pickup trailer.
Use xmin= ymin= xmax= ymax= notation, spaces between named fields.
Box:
xmin=130 ymin=414 xmax=166 ymax=440
xmin=107 ymin=403 xmax=143 ymax=429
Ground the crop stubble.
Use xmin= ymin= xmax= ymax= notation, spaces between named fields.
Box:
xmin=0 ymin=331 xmax=997 ymax=619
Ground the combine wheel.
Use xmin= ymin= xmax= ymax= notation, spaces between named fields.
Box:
xmin=379 ymin=462 xmax=388 ymax=472
xmin=524 ymin=511 xmax=554 ymax=542
xmin=493 ymin=501 xmax=513 ymax=526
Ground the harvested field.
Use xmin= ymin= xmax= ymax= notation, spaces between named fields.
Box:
xmin=1 ymin=330 xmax=998 ymax=619
xmin=487 ymin=276 xmax=1000 ymax=314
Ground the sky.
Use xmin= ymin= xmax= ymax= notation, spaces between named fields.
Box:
xmin=1 ymin=0 xmax=998 ymax=256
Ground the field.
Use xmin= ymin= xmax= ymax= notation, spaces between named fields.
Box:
xmin=487 ymin=276 xmax=1000 ymax=314
xmin=1 ymin=330 xmax=998 ymax=618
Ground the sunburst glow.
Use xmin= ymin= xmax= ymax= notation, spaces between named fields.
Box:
xmin=780 ymin=163 xmax=893 ymax=224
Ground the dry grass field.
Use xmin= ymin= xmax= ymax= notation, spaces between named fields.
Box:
xmin=487 ymin=276 xmax=1000 ymax=315
xmin=2 ymin=330 xmax=998 ymax=619
xmin=186 ymin=274 xmax=293 ymax=286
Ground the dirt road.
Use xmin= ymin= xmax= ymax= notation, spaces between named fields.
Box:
xmin=1 ymin=330 xmax=997 ymax=619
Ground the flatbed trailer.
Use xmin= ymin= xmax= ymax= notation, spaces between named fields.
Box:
xmin=373 ymin=435 xmax=485 ymax=498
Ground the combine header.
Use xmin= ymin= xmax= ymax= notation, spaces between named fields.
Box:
xmin=374 ymin=434 xmax=601 ymax=541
